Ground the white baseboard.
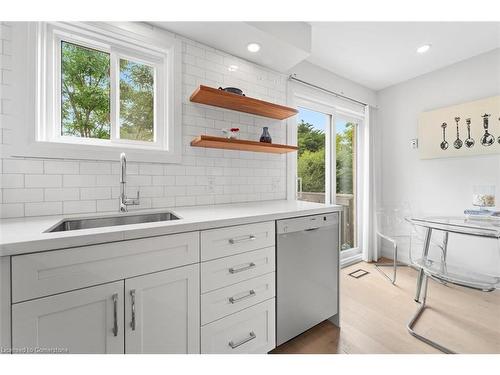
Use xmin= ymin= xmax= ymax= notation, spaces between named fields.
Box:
xmin=340 ymin=253 xmax=363 ymax=268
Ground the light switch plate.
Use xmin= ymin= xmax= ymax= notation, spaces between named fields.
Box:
xmin=410 ymin=138 xmax=418 ymax=149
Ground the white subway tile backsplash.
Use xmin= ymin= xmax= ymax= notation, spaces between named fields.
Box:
xmin=0 ymin=174 xmax=23 ymax=188
xmin=63 ymin=200 xmax=96 ymax=214
xmin=80 ymin=187 xmax=111 ymax=200
xmin=3 ymin=159 xmax=43 ymax=174
xmin=127 ymin=175 xmax=152 ymax=186
xmin=44 ymin=160 xmax=80 ymax=174
xmin=3 ymin=188 xmax=43 ymax=203
xmin=138 ymin=186 xmax=164 ymax=198
xmin=63 ymin=175 xmax=96 ymax=187
xmin=25 ymin=174 xmax=62 ymax=188
xmin=25 ymin=202 xmax=62 ymax=217
xmin=80 ymin=162 xmax=111 ymax=175
xmin=151 ymin=196 xmax=175 ymax=208
xmin=139 ymin=163 xmax=164 ymax=175
xmin=0 ymin=25 xmax=287 ymax=218
xmin=152 ymin=176 xmax=174 ymax=186
xmin=0 ymin=203 xmax=24 ymax=218
xmin=96 ymin=199 xmax=117 ymax=212
xmin=44 ymin=188 xmax=80 ymax=201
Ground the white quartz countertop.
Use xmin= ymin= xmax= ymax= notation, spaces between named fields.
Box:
xmin=0 ymin=200 xmax=341 ymax=256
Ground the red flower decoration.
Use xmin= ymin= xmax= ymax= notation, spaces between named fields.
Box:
xmin=230 ymin=128 xmax=240 ymax=132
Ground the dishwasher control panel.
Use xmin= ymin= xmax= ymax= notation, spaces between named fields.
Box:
xmin=276 ymin=212 xmax=339 ymax=234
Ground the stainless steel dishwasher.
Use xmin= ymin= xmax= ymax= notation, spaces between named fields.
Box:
xmin=276 ymin=212 xmax=339 ymax=346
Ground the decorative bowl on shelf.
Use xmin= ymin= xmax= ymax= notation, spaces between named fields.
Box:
xmin=218 ymin=87 xmax=245 ymax=96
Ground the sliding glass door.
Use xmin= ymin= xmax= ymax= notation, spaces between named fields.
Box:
xmin=335 ymin=117 xmax=358 ymax=253
xmin=296 ymin=107 xmax=329 ymax=203
xmin=296 ymin=104 xmax=361 ymax=262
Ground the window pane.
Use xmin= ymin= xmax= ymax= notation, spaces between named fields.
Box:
xmin=61 ymin=41 xmax=111 ymax=139
xmin=336 ymin=118 xmax=357 ymax=251
xmin=297 ymin=107 xmax=327 ymax=203
xmin=119 ymin=59 xmax=154 ymax=142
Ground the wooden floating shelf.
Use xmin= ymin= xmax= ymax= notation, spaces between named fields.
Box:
xmin=190 ymin=85 xmax=298 ymax=120
xmin=191 ymin=135 xmax=299 ymax=154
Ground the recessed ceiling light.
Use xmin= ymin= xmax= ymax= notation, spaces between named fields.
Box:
xmin=247 ymin=43 xmax=261 ymax=53
xmin=228 ymin=65 xmax=238 ymax=72
xmin=417 ymin=44 xmax=431 ymax=54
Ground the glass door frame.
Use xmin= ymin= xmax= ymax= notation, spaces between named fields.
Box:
xmin=288 ymin=93 xmax=365 ymax=264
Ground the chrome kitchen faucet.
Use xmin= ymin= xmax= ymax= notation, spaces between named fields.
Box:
xmin=119 ymin=153 xmax=140 ymax=212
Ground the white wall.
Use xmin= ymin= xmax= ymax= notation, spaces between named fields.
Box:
xmin=377 ymin=48 xmax=500 ymax=275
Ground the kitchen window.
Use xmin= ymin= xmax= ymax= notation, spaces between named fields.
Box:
xmin=14 ymin=22 xmax=182 ymax=163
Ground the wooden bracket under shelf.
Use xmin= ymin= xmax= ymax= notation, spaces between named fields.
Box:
xmin=190 ymin=85 xmax=298 ymax=120
xmin=190 ymin=135 xmax=298 ymax=154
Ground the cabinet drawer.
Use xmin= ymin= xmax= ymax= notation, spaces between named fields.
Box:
xmin=201 ymin=272 xmax=275 ymax=325
xmin=201 ymin=298 xmax=275 ymax=354
xmin=201 ymin=246 xmax=275 ymax=293
xmin=12 ymin=231 xmax=199 ymax=303
xmin=201 ymin=221 xmax=275 ymax=261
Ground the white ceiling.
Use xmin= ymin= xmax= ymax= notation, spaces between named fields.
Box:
xmin=308 ymin=22 xmax=500 ymax=90
xmin=151 ymin=22 xmax=311 ymax=72
xmin=153 ymin=22 xmax=500 ymax=91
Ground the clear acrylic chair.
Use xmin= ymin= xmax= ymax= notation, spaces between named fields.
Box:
xmin=374 ymin=203 xmax=413 ymax=284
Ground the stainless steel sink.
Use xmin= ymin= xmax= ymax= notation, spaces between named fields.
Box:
xmin=46 ymin=211 xmax=180 ymax=232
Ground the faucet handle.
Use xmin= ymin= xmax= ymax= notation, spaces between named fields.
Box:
xmin=132 ymin=190 xmax=140 ymax=205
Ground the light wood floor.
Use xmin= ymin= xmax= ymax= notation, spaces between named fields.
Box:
xmin=271 ymin=261 xmax=500 ymax=354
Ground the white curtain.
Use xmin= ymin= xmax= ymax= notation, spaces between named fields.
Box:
xmin=361 ymin=105 xmax=380 ymax=262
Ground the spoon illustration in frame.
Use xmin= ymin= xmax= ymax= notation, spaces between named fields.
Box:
xmin=453 ymin=116 xmax=463 ymax=149
xmin=480 ymin=113 xmax=494 ymax=146
xmin=464 ymin=118 xmax=475 ymax=148
xmin=440 ymin=122 xmax=449 ymax=150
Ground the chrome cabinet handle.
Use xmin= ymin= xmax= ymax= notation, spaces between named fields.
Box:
xmin=130 ymin=289 xmax=136 ymax=331
xmin=112 ymin=293 xmax=118 ymax=337
xmin=229 ymin=290 xmax=256 ymax=304
xmin=229 ymin=331 xmax=256 ymax=349
xmin=229 ymin=262 xmax=256 ymax=274
xmin=229 ymin=235 xmax=256 ymax=244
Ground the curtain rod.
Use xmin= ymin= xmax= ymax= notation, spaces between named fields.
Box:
xmin=288 ymin=74 xmax=367 ymax=107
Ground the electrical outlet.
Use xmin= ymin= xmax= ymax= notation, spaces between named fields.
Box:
xmin=410 ymin=139 xmax=418 ymax=149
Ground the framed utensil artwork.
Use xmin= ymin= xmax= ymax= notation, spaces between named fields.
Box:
xmin=418 ymin=95 xmax=500 ymax=159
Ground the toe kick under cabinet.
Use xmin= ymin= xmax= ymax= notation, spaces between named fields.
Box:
xmin=6 ymin=220 xmax=277 ymax=354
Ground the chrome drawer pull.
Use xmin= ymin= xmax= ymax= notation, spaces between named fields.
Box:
xmin=229 ymin=331 xmax=256 ymax=349
xmin=229 ymin=235 xmax=256 ymax=244
xmin=229 ymin=289 xmax=256 ymax=304
xmin=112 ymin=293 xmax=118 ymax=337
xmin=130 ymin=289 xmax=136 ymax=331
xmin=229 ymin=262 xmax=256 ymax=274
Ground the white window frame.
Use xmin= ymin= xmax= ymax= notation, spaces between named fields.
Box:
xmin=287 ymin=84 xmax=366 ymax=265
xmin=11 ymin=22 xmax=182 ymax=163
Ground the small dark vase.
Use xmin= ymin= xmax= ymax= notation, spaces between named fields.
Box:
xmin=260 ymin=127 xmax=272 ymax=143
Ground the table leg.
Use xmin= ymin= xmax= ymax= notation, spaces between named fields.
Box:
xmin=415 ymin=227 xmax=432 ymax=302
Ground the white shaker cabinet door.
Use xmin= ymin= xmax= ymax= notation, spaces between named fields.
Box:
xmin=12 ymin=281 xmax=125 ymax=354
xmin=125 ymin=264 xmax=200 ymax=354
